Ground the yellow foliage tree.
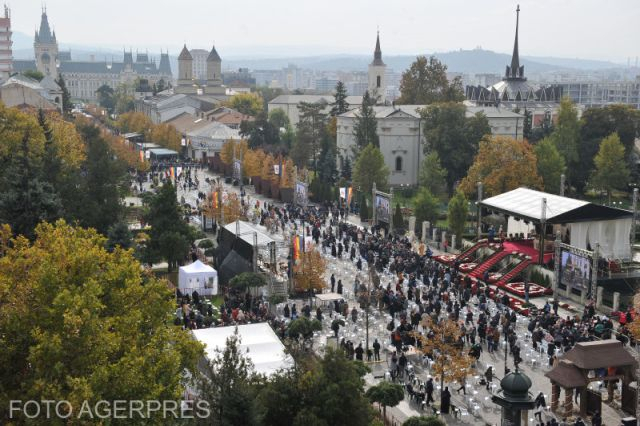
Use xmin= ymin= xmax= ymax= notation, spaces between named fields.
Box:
xmin=226 ymin=92 xmax=264 ymax=116
xmin=261 ymin=153 xmax=275 ymax=181
xmin=293 ymin=245 xmax=327 ymax=293
xmin=280 ymin=158 xmax=296 ymax=189
xmin=0 ymin=104 xmax=45 ymax=161
xmin=459 ymin=135 xmax=542 ymax=197
xmin=47 ymin=113 xmax=86 ymax=171
xmin=244 ymin=148 xmax=264 ymax=178
xmin=223 ymin=192 xmax=245 ymax=223
xmin=414 ymin=317 xmax=475 ymax=396
xmin=116 ymin=111 xmax=152 ymax=134
xmin=220 ymin=139 xmax=248 ymax=166
xmin=149 ymin=123 xmax=181 ymax=151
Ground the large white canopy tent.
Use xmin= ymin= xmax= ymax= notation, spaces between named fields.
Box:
xmin=481 ymin=188 xmax=633 ymax=260
xmin=178 ymin=260 xmax=218 ymax=296
xmin=192 ymin=323 xmax=293 ymax=376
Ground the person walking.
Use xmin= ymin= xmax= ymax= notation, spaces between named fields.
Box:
xmin=425 ymin=377 xmax=435 ymax=406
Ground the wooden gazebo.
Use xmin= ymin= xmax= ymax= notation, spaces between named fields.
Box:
xmin=545 ymin=340 xmax=637 ymax=418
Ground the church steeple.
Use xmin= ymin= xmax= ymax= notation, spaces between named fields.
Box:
xmin=505 ymin=5 xmax=525 ymax=81
xmin=371 ymin=31 xmax=384 ymax=66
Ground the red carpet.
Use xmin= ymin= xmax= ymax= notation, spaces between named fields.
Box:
xmin=502 ymin=240 xmax=553 ymax=264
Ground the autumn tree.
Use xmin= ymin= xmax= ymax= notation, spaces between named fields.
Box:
xmin=550 ymin=97 xmax=580 ymax=184
xmin=261 ymin=153 xmax=276 ymax=182
xmin=244 ymin=148 xmax=265 ymax=178
xmin=414 ymin=317 xmax=475 ymax=397
xmin=459 ymin=135 xmax=542 ymax=197
xmin=116 ymin=111 xmax=152 ymax=134
xmin=227 ymin=92 xmax=264 ymax=116
xmin=221 ymin=138 xmax=249 ymax=166
xmin=293 ymin=245 xmax=327 ymax=293
xmin=397 ymin=56 xmax=464 ymax=105
xmin=280 ymin=158 xmax=296 ymax=189
xmin=419 ymin=151 xmax=447 ymax=200
xmin=353 ymin=143 xmax=389 ymax=194
xmin=447 ymin=190 xmax=468 ymax=245
xmin=148 ymin=122 xmax=182 ymax=151
xmin=421 ymin=103 xmax=490 ymax=194
xmin=0 ymin=221 xmax=203 ymax=422
xmin=366 ymin=381 xmax=404 ymax=425
xmin=534 ymin=137 xmax=566 ymax=194
xmin=591 ymin=133 xmax=630 ymax=203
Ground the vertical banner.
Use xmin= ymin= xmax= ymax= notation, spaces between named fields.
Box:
xmin=139 ymin=150 xmax=144 ymax=161
xmin=339 ymin=187 xmax=346 ymax=200
xmin=273 ymin=164 xmax=280 ymax=176
xmin=293 ymin=235 xmax=301 ymax=261
xmin=294 ymin=181 xmax=308 ymax=206
xmin=375 ymin=193 xmax=391 ymax=223
xmin=212 ymin=191 xmax=219 ymax=209
xmin=347 ymin=187 xmax=353 ymax=206
xmin=233 ymin=160 xmax=242 ymax=180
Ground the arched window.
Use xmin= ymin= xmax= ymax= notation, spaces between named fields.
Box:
xmin=395 ymin=156 xmax=403 ymax=172
xmin=376 ymin=75 xmax=381 ymax=88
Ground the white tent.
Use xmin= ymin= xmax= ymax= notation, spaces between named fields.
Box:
xmin=192 ymin=323 xmax=293 ymax=377
xmin=178 ymin=260 xmax=218 ymax=296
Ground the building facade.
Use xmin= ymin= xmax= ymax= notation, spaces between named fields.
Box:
xmin=190 ymin=49 xmax=209 ymax=81
xmin=13 ymin=11 xmax=172 ymax=101
xmin=0 ymin=5 xmax=12 ymax=80
xmin=558 ymin=79 xmax=640 ymax=109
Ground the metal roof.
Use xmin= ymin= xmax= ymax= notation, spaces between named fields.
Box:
xmin=481 ymin=188 xmax=588 ymax=222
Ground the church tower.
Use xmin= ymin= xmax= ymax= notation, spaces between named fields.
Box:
xmin=368 ymin=31 xmax=386 ymax=104
xmin=176 ymin=44 xmax=195 ymax=94
xmin=34 ymin=8 xmax=58 ymax=79
xmin=205 ymin=45 xmax=222 ymax=89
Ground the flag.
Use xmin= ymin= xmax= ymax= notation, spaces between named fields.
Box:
xmin=170 ymin=167 xmax=175 ymax=179
xmin=177 ymin=166 xmax=183 ymax=176
xmin=212 ymin=191 xmax=219 ymax=209
xmin=339 ymin=187 xmax=346 ymax=200
xmin=293 ymin=235 xmax=301 ymax=261
xmin=139 ymin=150 xmax=144 ymax=161
xmin=274 ymin=164 xmax=280 ymax=175
xmin=347 ymin=187 xmax=353 ymax=205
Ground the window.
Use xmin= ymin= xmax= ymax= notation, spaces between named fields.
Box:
xmin=376 ymin=75 xmax=381 ymax=88
xmin=395 ymin=156 xmax=403 ymax=172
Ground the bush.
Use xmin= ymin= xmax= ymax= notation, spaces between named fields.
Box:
xmin=198 ymin=239 xmax=214 ymax=249
xmin=204 ymin=247 xmax=216 ymax=257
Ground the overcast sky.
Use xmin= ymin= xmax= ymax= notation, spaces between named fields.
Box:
xmin=9 ymin=0 xmax=640 ymax=62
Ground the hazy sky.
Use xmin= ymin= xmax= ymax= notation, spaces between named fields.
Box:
xmin=9 ymin=0 xmax=640 ymax=62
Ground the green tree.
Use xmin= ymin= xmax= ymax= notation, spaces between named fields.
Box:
xmin=106 ymin=221 xmax=133 ymax=251
xmin=414 ymin=188 xmax=439 ymax=228
xmin=227 ymin=92 xmax=264 ymax=116
xmin=591 ymin=133 xmax=630 ymax=203
xmin=397 ymin=56 xmax=464 ymax=105
xmin=55 ymin=74 xmax=72 ymax=115
xmin=268 ymin=108 xmax=290 ymax=130
xmin=331 ymin=81 xmax=349 ymax=116
xmin=114 ymin=83 xmax=135 ymax=114
xmin=297 ymin=101 xmax=327 ymax=171
xmin=341 ymin=156 xmax=352 ymax=180
xmin=69 ymin=123 xmax=125 ymax=235
xmin=241 ymin=111 xmax=281 ymax=150
xmin=145 ymin=182 xmax=194 ymax=271
xmin=365 ymin=381 xmax=404 ymax=425
xmin=96 ymin=84 xmax=115 ymax=112
xmin=287 ymin=317 xmax=322 ymax=353
xmin=402 ymin=416 xmax=446 ymax=426
xmin=359 ymin=192 xmax=371 ymax=222
xmin=0 ymin=221 xmax=203 ymax=423
xmin=447 ymin=190 xmax=468 ymax=245
xmin=0 ymin=131 xmax=61 ymax=240
xmin=419 ymin=151 xmax=447 ymax=200
xmin=22 ymin=69 xmax=44 ymax=81
xmin=196 ymin=330 xmax=260 ymax=426
xmin=422 ymin=103 xmax=490 ymax=194
xmin=550 ymin=97 xmax=580 ymax=183
xmin=534 ymin=137 xmax=566 ymax=194
xmin=352 ymin=90 xmax=379 ymax=150
xmin=393 ymin=203 xmax=404 ymax=230
xmin=38 ymin=109 xmax=62 ymax=190
xmin=317 ymin=132 xmax=338 ymax=186
xmin=229 ymin=272 xmax=267 ymax=291
xmin=353 ymin=144 xmax=389 ymax=194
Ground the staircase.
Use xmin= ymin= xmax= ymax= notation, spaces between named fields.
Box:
xmin=494 ymin=259 xmax=532 ymax=288
xmin=456 ymin=240 xmax=488 ymax=262
xmin=469 ymin=250 xmax=511 ymax=279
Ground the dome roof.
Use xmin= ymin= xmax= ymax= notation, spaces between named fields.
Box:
xmin=500 ymin=371 xmax=532 ymax=400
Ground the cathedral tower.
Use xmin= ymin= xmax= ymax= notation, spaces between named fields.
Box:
xmin=34 ymin=8 xmax=58 ymax=79
xmin=368 ymin=31 xmax=386 ymax=104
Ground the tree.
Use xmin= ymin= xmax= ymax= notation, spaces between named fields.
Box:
xmin=280 ymin=158 xmax=296 ymax=189
xmin=227 ymin=92 xmax=264 ymax=116
xmin=106 ymin=221 xmax=133 ymax=251
xmin=297 ymin=101 xmax=327 ymax=171
xmin=96 ymin=84 xmax=115 ymax=112
xmin=534 ymin=137 xmax=566 ymax=194
xmin=402 ymin=416 xmax=446 ymax=426
xmin=414 ymin=317 xmax=475 ymax=398
xmin=447 ymin=190 xmax=468 ymax=245
xmin=114 ymin=83 xmax=135 ymax=114
xmin=365 ymin=381 xmax=404 ymax=425
xmin=419 ymin=151 xmax=447 ymax=200
xmin=268 ymin=108 xmax=290 ymax=130
xmin=229 ymin=272 xmax=267 ymax=291
xmin=221 ymin=139 xmax=249 ymax=166
xmin=317 ymin=131 xmax=338 ymax=186
xmin=241 ymin=111 xmax=281 ymax=150
xmin=459 ymin=135 xmax=542 ymax=198
xmin=69 ymin=123 xmax=125 ymax=234
xmin=331 ymin=81 xmax=349 ymax=116
xmin=144 ymin=181 xmax=194 ymax=270
xmin=148 ymin=123 xmax=182 ymax=151
xmin=359 ymin=192 xmax=370 ymax=222
xmin=22 ymin=69 xmax=44 ymax=81
xmin=397 ymin=56 xmax=464 ymax=105
xmin=293 ymin=245 xmax=327 ymax=293
xmin=591 ymin=133 xmax=630 ymax=203
xmin=414 ymin=188 xmax=439 ymax=228
xmin=287 ymin=317 xmax=322 ymax=352
xmin=243 ymin=149 xmax=265 ymax=178
xmin=550 ymin=97 xmax=580 ymax=184
xmin=0 ymin=221 xmax=203 ymax=422
xmin=393 ymin=203 xmax=404 ymax=230
xmin=341 ymin=156 xmax=352 ymax=180
xmin=55 ymin=74 xmax=72 ymax=115
xmin=0 ymin=131 xmax=61 ymax=239
xmin=117 ymin=111 xmax=152 ymax=134
xmin=421 ymin=103 xmax=490 ymax=194
xmin=352 ymin=144 xmax=389 ymax=194
xmin=352 ymin=90 xmax=379 ymax=150
xmin=197 ymin=330 xmax=260 ymax=426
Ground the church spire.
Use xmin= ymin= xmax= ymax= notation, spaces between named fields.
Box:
xmin=371 ymin=30 xmax=384 ymax=66
xmin=505 ymin=5 xmax=525 ymax=80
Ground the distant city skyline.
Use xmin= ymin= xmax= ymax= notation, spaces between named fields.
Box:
xmin=8 ymin=0 xmax=640 ymax=63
